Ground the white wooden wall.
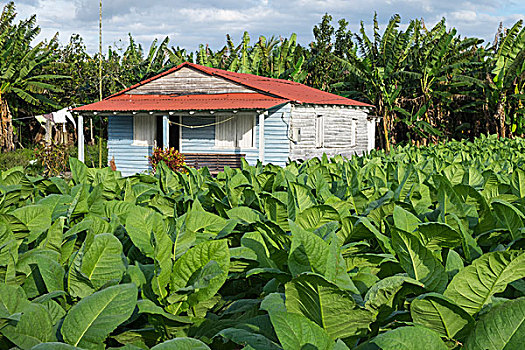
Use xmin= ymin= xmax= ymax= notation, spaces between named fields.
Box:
xmin=289 ymin=105 xmax=371 ymax=160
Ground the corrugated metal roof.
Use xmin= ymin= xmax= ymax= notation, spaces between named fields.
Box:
xmin=74 ymin=62 xmax=373 ymax=112
xmin=73 ymin=93 xmax=289 ymax=112
xmin=192 ymin=64 xmax=372 ymax=107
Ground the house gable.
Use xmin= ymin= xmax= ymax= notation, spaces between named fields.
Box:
xmin=127 ymin=66 xmax=256 ymax=95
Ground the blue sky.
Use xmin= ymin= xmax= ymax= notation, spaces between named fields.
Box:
xmin=13 ymin=0 xmax=525 ymax=54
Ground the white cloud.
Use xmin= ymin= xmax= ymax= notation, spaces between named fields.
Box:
xmin=10 ymin=0 xmax=525 ymax=54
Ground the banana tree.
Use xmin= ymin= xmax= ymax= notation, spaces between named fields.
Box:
xmin=403 ymin=19 xmax=482 ymax=143
xmin=0 ymin=3 xmax=67 ymax=151
xmin=489 ymin=20 xmax=525 ymax=137
xmin=339 ymin=14 xmax=414 ymax=151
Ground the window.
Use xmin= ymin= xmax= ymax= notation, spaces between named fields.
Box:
xmin=133 ymin=115 xmax=156 ymax=146
xmin=351 ymin=118 xmax=357 ymax=146
xmin=315 ymin=115 xmax=324 ymax=148
xmin=215 ymin=115 xmax=255 ymax=148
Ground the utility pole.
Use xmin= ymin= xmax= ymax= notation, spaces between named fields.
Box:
xmin=98 ymin=0 xmax=103 ymax=168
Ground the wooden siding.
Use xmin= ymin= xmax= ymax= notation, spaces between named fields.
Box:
xmin=289 ymin=105 xmax=370 ymax=160
xmin=107 ymin=115 xmax=152 ymax=176
xmin=264 ymin=104 xmax=291 ymax=166
xmin=128 ymin=67 xmax=255 ymax=95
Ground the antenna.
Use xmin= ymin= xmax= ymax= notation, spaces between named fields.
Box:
xmin=98 ymin=0 xmax=103 ymax=168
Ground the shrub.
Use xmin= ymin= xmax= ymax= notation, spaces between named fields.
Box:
xmin=0 ymin=148 xmax=35 ymax=170
xmin=148 ymin=147 xmax=185 ymax=173
xmin=34 ymin=142 xmax=69 ymax=176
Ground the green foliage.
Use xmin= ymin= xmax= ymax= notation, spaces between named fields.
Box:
xmin=0 ymin=135 xmax=524 ymax=348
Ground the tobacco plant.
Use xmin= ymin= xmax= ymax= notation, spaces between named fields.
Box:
xmin=0 ymin=134 xmax=524 ymax=349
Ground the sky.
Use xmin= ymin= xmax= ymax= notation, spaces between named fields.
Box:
xmin=11 ymin=0 xmax=525 ymax=54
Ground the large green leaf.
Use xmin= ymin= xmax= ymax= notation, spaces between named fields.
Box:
xmin=285 ymin=274 xmax=374 ymax=339
xmin=269 ymin=311 xmax=333 ymax=350
xmin=295 ymin=205 xmax=340 ymax=231
xmin=183 ymin=207 xmax=231 ymax=239
xmin=80 ymin=233 xmax=125 ymax=289
xmin=288 ymin=221 xmax=335 ymax=278
xmin=444 ymin=251 xmax=525 ymax=315
xmin=125 ymin=206 xmax=173 ymax=299
xmin=392 ymin=206 xmax=420 ymax=233
xmin=464 ymin=297 xmax=525 ymax=349
xmin=364 ymin=275 xmax=424 ymax=319
xmin=1 ymin=303 xmax=53 ymax=349
xmin=410 ymin=293 xmax=474 ymax=339
xmin=356 ymin=325 xmax=448 ymax=350
xmin=356 ymin=217 xmax=395 ymax=255
xmin=69 ymin=158 xmax=88 ymax=185
xmin=11 ymin=204 xmax=52 ymax=241
xmin=170 ymin=239 xmax=230 ymax=309
xmin=125 ymin=205 xmax=157 ymax=257
xmin=445 ymin=249 xmax=464 ymax=280
xmin=264 ymin=196 xmax=290 ymax=231
xmin=491 ymin=199 xmax=524 ymax=240
xmin=61 ymin=283 xmax=138 ymax=349
xmin=218 ymin=328 xmax=281 ymax=350
xmin=241 ymin=231 xmax=277 ymax=269
xmin=150 ymin=337 xmax=211 ymax=350
xmin=288 ymin=182 xmax=316 ymax=218
xmin=288 ymin=222 xmax=357 ymax=292
xmin=16 ymin=249 xmax=64 ymax=297
xmin=0 ymin=283 xmax=30 ymax=316
xmin=391 ymin=229 xmax=448 ymax=292
xmin=417 ymin=222 xmax=463 ymax=250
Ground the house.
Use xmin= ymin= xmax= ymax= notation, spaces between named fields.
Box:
xmin=74 ymin=62 xmax=375 ymax=176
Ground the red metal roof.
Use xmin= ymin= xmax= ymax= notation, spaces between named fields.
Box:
xmin=73 ymin=93 xmax=289 ymax=112
xmin=74 ymin=62 xmax=372 ymax=112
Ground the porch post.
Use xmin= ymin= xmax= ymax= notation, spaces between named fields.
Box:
xmin=162 ymin=115 xmax=169 ymax=148
xmin=78 ymin=114 xmax=85 ymax=162
xmin=259 ymin=111 xmax=266 ymax=163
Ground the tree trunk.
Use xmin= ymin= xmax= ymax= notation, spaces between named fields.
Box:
xmin=382 ymin=110 xmax=390 ymax=152
xmin=0 ymin=94 xmax=15 ymax=152
xmin=495 ymin=92 xmax=506 ymax=138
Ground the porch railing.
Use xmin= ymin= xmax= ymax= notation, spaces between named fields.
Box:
xmin=183 ymin=153 xmax=245 ymax=174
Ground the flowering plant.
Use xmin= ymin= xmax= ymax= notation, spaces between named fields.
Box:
xmin=148 ymin=147 xmax=185 ymax=173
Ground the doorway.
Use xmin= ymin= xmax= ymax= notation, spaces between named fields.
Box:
xmin=155 ymin=115 xmax=180 ymax=150
xmin=169 ymin=116 xmax=180 ymax=151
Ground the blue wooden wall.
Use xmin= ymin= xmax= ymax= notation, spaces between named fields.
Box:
xmin=107 ymin=104 xmax=292 ymax=176
xmin=263 ymin=104 xmax=291 ymax=166
xmin=107 ymin=115 xmax=152 ymax=176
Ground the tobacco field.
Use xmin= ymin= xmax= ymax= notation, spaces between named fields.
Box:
xmin=1 ymin=135 xmax=524 ymax=349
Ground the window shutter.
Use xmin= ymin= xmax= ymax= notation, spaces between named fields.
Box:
xmin=315 ymin=115 xmax=324 ymax=148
